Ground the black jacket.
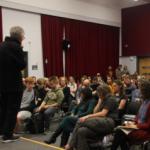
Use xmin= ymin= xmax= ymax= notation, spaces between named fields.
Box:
xmin=0 ymin=37 xmax=26 ymax=92
xmin=34 ymin=87 xmax=47 ymax=107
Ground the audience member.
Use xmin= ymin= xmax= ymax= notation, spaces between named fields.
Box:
xmin=15 ymin=77 xmax=35 ymax=132
xmin=31 ymin=76 xmax=37 ymax=88
xmin=44 ymin=87 xmax=96 ymax=147
xmin=35 ymin=78 xmax=47 ymax=107
xmin=68 ymin=76 xmax=77 ymax=99
xmin=87 ymin=76 xmax=92 ymax=82
xmin=122 ymin=65 xmax=129 ymax=75
xmin=111 ymin=80 xmax=150 ymax=150
xmin=107 ymin=76 xmax=114 ymax=93
xmin=113 ymin=80 xmax=127 ymax=121
xmin=59 ymin=77 xmax=72 ymax=113
xmin=115 ymin=65 xmax=122 ymax=79
xmin=96 ymin=73 xmax=104 ymax=84
xmin=123 ymin=75 xmax=136 ymax=101
xmin=78 ymin=75 xmax=88 ymax=87
xmin=65 ymin=84 xmax=118 ymax=150
xmin=36 ymin=76 xmax=64 ymax=130
xmin=131 ymin=79 xmax=142 ymax=102
xmin=107 ymin=65 xmax=113 ymax=79
xmin=44 ymin=77 xmax=50 ymax=91
xmin=76 ymin=79 xmax=91 ymax=104
xmin=90 ymin=77 xmax=100 ymax=91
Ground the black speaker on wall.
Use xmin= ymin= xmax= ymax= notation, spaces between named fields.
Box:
xmin=62 ymin=39 xmax=71 ymax=51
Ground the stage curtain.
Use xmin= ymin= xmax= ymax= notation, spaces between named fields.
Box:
xmin=41 ymin=15 xmax=63 ymax=77
xmin=0 ymin=7 xmax=2 ymax=42
xmin=64 ymin=19 xmax=119 ymax=78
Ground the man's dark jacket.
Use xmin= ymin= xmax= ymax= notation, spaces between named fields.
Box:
xmin=0 ymin=37 xmax=26 ymax=92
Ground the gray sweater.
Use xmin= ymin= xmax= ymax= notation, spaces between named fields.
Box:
xmin=20 ymin=88 xmax=34 ymax=109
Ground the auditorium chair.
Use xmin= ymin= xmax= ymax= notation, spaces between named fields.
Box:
xmin=122 ymin=100 xmax=141 ymax=123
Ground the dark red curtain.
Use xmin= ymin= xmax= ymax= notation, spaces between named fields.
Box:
xmin=64 ymin=19 xmax=119 ymax=78
xmin=41 ymin=14 xmax=119 ymax=78
xmin=41 ymin=15 xmax=63 ymax=77
xmin=99 ymin=25 xmax=119 ymax=77
xmin=0 ymin=7 xmax=2 ymax=42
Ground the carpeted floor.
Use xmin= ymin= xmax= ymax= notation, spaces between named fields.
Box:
xmin=0 ymin=132 xmax=63 ymax=150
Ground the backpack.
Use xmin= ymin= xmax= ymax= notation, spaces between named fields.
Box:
xmin=26 ymin=112 xmax=44 ymax=134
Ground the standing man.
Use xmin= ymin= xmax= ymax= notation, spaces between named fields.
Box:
xmin=0 ymin=26 xmax=26 ymax=142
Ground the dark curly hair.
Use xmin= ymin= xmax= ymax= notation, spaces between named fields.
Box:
xmin=113 ymin=80 xmax=124 ymax=97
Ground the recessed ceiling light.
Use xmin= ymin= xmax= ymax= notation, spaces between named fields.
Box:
xmin=133 ymin=0 xmax=139 ymax=2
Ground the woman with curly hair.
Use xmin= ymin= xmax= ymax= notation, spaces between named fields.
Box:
xmin=111 ymin=80 xmax=150 ymax=150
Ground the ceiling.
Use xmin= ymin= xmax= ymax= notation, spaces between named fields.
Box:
xmin=76 ymin=0 xmax=150 ymax=9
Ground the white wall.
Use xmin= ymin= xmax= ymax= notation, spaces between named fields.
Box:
xmin=0 ymin=0 xmax=121 ymax=26
xmin=2 ymin=8 xmax=44 ymax=78
xmin=119 ymin=56 xmax=137 ymax=74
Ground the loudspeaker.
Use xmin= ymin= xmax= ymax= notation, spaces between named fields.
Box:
xmin=62 ymin=39 xmax=70 ymax=51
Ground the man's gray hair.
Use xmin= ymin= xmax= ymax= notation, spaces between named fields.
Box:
xmin=10 ymin=26 xmax=24 ymax=41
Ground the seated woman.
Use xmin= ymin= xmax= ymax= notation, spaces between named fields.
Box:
xmin=131 ymin=79 xmax=142 ymax=102
xmin=44 ymin=87 xmax=96 ymax=148
xmin=67 ymin=76 xmax=77 ymax=99
xmin=111 ymin=79 xmax=150 ymax=150
xmin=107 ymin=76 xmax=114 ymax=94
xmin=65 ymin=84 xmax=118 ymax=150
xmin=34 ymin=78 xmax=47 ymax=107
xmin=112 ymin=80 xmax=127 ymax=123
xmin=59 ymin=76 xmax=72 ymax=113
